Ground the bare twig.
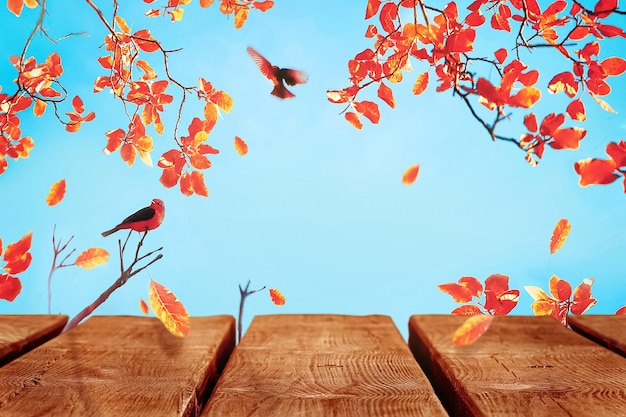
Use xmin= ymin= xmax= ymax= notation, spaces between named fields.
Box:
xmin=237 ymin=280 xmax=266 ymax=343
xmin=63 ymin=231 xmax=163 ymax=332
xmin=48 ymin=225 xmax=77 ymax=314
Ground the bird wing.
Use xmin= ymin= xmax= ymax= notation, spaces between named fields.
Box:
xmin=247 ymin=47 xmax=275 ymax=81
xmin=281 ymin=69 xmax=309 ymax=86
xmin=120 ymin=206 xmax=156 ymax=225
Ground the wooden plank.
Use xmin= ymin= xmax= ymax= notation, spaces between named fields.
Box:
xmin=0 ymin=315 xmax=67 ymax=367
xmin=202 ymin=314 xmax=448 ymax=417
xmin=0 ymin=315 xmax=235 ymax=417
xmin=409 ymin=315 xmax=626 ymax=417
xmin=569 ymin=315 xmax=626 ymax=358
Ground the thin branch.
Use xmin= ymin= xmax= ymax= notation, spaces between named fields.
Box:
xmin=48 ymin=225 xmax=76 ymax=314
xmin=237 ymin=280 xmax=266 ymax=343
xmin=63 ymin=232 xmax=163 ymax=332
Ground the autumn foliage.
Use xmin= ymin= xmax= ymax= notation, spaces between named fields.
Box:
xmin=329 ymin=0 xmax=626 ymax=192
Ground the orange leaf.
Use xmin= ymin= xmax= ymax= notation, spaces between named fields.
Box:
xmin=452 ymin=315 xmax=494 ymax=346
xmin=148 ymin=279 xmax=190 ymax=337
xmin=139 ymin=298 xmax=149 ymax=315
xmin=190 ymin=170 xmax=209 ymax=197
xmin=234 ymin=136 xmax=248 ymax=156
xmin=253 ymin=1 xmax=274 ymax=12
xmin=46 ymin=179 xmax=66 ymax=206
xmin=345 ymin=111 xmax=362 ymax=129
xmin=601 ymin=57 xmax=626 ymax=76
xmin=269 ymin=288 xmax=286 ymax=306
xmin=494 ymin=48 xmax=507 ymax=64
xmin=402 ymin=164 xmax=420 ymax=185
xmin=365 ymin=0 xmax=381 ymax=19
xmin=549 ymin=218 xmax=570 ymax=254
xmin=75 ymin=248 xmax=109 ymax=270
xmin=234 ymin=7 xmax=248 ymax=29
xmin=549 ymin=275 xmax=572 ymax=301
xmin=3 ymin=232 xmax=32 ymax=265
xmin=412 ymin=72 xmax=429 ymax=95
xmin=199 ymin=0 xmax=214 ymax=7
xmin=33 ymin=99 xmax=46 ymax=117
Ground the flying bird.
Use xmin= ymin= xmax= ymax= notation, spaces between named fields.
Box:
xmin=101 ymin=198 xmax=165 ymax=237
xmin=247 ymin=46 xmax=308 ymax=99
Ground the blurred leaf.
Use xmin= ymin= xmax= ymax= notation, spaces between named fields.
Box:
xmin=139 ymin=298 xmax=149 ymax=315
xmin=75 ymin=248 xmax=109 ymax=270
xmin=452 ymin=315 xmax=494 ymax=346
xmin=234 ymin=136 xmax=248 ymax=156
xmin=549 ymin=218 xmax=570 ymax=254
xmin=402 ymin=164 xmax=420 ymax=185
xmin=46 ymin=179 xmax=66 ymax=206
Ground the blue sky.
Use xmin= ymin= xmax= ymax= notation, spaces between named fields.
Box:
xmin=1 ymin=1 xmax=625 ymax=338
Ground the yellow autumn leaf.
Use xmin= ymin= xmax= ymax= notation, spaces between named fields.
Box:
xmin=75 ymin=248 xmax=109 ymax=270
xmin=148 ymin=279 xmax=190 ymax=337
xmin=549 ymin=218 xmax=571 ymax=254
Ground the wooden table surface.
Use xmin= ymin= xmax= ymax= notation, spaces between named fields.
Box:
xmin=0 ymin=314 xmax=625 ymax=416
xmin=201 ymin=314 xmax=447 ymax=417
xmin=0 ymin=315 xmax=235 ymax=416
xmin=409 ymin=315 xmax=626 ymax=417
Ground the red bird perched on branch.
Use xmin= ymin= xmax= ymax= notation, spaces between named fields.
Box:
xmin=101 ymin=199 xmax=165 ymax=237
xmin=247 ymin=46 xmax=308 ymax=99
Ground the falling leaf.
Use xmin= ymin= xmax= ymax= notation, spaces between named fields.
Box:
xmin=269 ymin=288 xmax=286 ymax=306
xmin=139 ymin=298 xmax=149 ymax=315
xmin=345 ymin=111 xmax=363 ymax=129
xmin=549 ymin=218 xmax=571 ymax=254
xmin=46 ymin=179 xmax=66 ymax=206
xmin=452 ymin=315 xmax=494 ymax=346
xmin=402 ymin=164 xmax=420 ymax=185
xmin=148 ymin=279 xmax=190 ymax=337
xmin=0 ymin=274 xmax=22 ymax=302
xmin=234 ymin=136 xmax=248 ymax=156
xmin=412 ymin=72 xmax=429 ymax=95
xmin=75 ymin=248 xmax=109 ymax=270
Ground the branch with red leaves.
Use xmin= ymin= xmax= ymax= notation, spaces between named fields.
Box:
xmin=63 ymin=231 xmax=162 ymax=332
xmin=329 ymin=0 xmax=626 ymax=191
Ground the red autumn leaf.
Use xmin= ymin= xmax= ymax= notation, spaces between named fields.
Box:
xmin=566 ymin=99 xmax=586 ymax=122
xmin=377 ymin=82 xmax=395 ymax=109
xmin=494 ymin=48 xmax=507 ymax=64
xmin=483 ymin=274 xmax=519 ymax=315
xmin=379 ymin=2 xmax=398 ymax=33
xmin=3 ymin=232 xmax=32 ymax=268
xmin=547 ymin=72 xmax=578 ymax=97
xmin=550 ymin=127 xmax=586 ymax=150
xmin=523 ymin=113 xmax=538 ymax=133
xmin=7 ymin=0 xmax=36 ymax=17
xmin=491 ymin=13 xmax=511 ymax=32
xmin=0 ymin=274 xmax=22 ymax=302
xmin=354 ymin=101 xmax=380 ymax=124
xmin=253 ymin=1 xmax=274 ymax=12
xmin=72 ymin=95 xmax=85 ymax=113
xmin=606 ymin=140 xmax=626 ymax=166
xmin=269 ymin=288 xmax=286 ymax=306
xmin=453 ymin=315 xmax=494 ymax=346
xmin=438 ymin=276 xmax=483 ymax=304
xmin=148 ymin=279 xmax=190 ymax=337
xmin=365 ymin=0 xmax=381 ymax=19
xmin=234 ymin=136 xmax=248 ymax=156
xmin=46 ymin=179 xmax=66 ymax=206
xmin=550 ymin=218 xmax=571 ymax=254
xmin=594 ymin=0 xmax=617 ymax=18
xmin=402 ymin=164 xmax=420 ymax=185
xmin=139 ymin=298 xmax=149 ymax=315
xmin=412 ymin=72 xmax=429 ymax=95
xmin=615 ymin=306 xmax=626 ymax=315
xmin=574 ymin=158 xmax=618 ymax=187
xmin=549 ymin=275 xmax=572 ymax=301
xmin=75 ymin=248 xmax=109 ymax=270
xmin=345 ymin=112 xmax=362 ymax=130
xmin=601 ymin=57 xmax=626 ymax=76
xmin=571 ymin=278 xmax=597 ymax=315
xmin=540 ymin=113 xmax=565 ymax=137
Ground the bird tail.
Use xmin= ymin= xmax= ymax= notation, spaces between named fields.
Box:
xmin=101 ymin=227 xmax=118 ymax=237
xmin=272 ymin=85 xmax=295 ymax=99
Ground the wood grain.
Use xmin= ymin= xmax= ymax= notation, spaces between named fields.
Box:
xmin=569 ymin=315 xmax=626 ymax=357
xmin=201 ymin=314 xmax=448 ymax=417
xmin=0 ymin=315 xmax=235 ymax=417
xmin=409 ymin=315 xmax=626 ymax=417
xmin=0 ymin=315 xmax=67 ymax=367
